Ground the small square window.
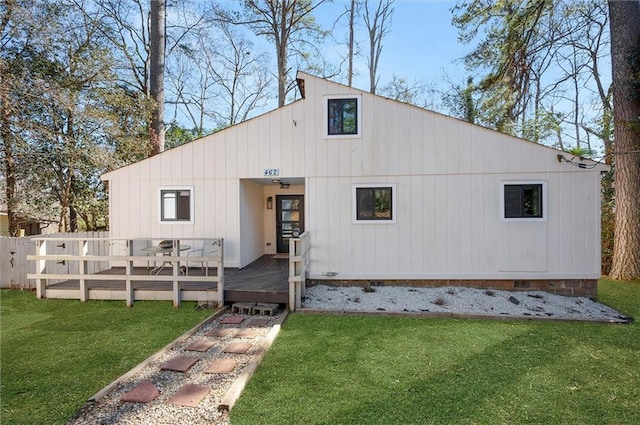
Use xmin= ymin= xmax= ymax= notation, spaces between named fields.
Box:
xmin=503 ymin=184 xmax=543 ymax=219
xmin=328 ymin=98 xmax=358 ymax=135
xmin=160 ymin=188 xmax=192 ymax=222
xmin=355 ymin=186 xmax=393 ymax=221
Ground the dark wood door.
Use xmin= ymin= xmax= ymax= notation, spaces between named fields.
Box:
xmin=276 ymin=195 xmax=304 ymax=253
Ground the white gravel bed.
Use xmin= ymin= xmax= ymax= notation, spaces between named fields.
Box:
xmin=69 ymin=311 xmax=284 ymax=425
xmin=302 ymin=285 xmax=629 ymax=322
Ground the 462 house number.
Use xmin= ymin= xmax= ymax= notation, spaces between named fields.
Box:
xmin=263 ymin=168 xmax=280 ymax=177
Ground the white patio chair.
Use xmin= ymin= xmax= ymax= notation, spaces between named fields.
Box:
xmin=185 ymin=240 xmax=221 ymax=276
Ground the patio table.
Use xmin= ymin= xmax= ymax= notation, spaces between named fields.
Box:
xmin=142 ymin=244 xmax=190 ymax=275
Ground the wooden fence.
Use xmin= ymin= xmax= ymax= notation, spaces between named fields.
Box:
xmin=0 ymin=232 xmax=110 ymax=289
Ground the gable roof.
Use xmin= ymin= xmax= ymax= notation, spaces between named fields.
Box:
xmin=102 ymin=71 xmax=609 ymax=180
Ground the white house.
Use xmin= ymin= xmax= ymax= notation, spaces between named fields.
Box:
xmin=102 ymin=71 xmax=607 ymax=298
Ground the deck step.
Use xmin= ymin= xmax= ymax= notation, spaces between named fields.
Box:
xmin=231 ymin=302 xmax=255 ymax=314
xmin=252 ymin=303 xmax=279 ymax=315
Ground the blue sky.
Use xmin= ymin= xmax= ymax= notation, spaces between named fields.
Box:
xmin=315 ymin=0 xmax=467 ymax=93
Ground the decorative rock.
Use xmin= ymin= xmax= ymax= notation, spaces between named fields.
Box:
xmin=508 ymin=296 xmax=520 ymax=305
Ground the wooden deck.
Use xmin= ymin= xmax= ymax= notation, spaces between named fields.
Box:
xmin=46 ymin=255 xmax=289 ymax=305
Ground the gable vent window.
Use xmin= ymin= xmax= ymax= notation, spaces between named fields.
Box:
xmin=160 ymin=187 xmax=193 ymax=223
xmin=325 ymin=95 xmax=361 ymax=138
xmin=501 ymin=182 xmax=546 ymax=221
xmin=328 ymin=98 xmax=358 ymax=135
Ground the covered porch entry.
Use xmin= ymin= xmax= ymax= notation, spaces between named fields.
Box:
xmin=238 ymin=177 xmax=305 ymax=266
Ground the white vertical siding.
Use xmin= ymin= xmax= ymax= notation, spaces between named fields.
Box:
xmin=104 ymin=72 xmax=605 ymax=279
xmin=239 ymin=180 xmax=264 ymax=267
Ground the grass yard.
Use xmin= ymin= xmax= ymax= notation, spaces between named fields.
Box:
xmin=0 ymin=291 xmax=213 ymax=425
xmin=231 ymin=279 xmax=640 ymax=425
xmin=0 ymin=281 xmax=638 ymax=425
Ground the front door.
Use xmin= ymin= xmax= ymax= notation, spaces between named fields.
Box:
xmin=276 ymin=195 xmax=304 ymax=253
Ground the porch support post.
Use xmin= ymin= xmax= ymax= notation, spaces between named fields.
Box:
xmin=125 ymin=239 xmax=133 ymax=307
xmin=288 ymin=280 xmax=297 ymax=311
xmin=35 ymin=239 xmax=46 ymax=299
xmin=78 ymin=239 xmax=89 ymax=302
xmin=288 ymin=238 xmax=298 ymax=311
xmin=172 ymin=240 xmax=180 ymax=307
xmin=218 ymin=239 xmax=224 ymax=306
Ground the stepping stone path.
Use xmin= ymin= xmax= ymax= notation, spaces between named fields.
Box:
xmin=206 ymin=359 xmax=238 ymax=374
xmin=234 ymin=329 xmax=258 ymax=339
xmin=247 ymin=318 xmax=270 ymax=327
xmin=160 ymin=355 xmax=199 ymax=372
xmin=219 ymin=315 xmax=245 ymax=325
xmin=69 ymin=309 xmax=285 ymax=425
xmin=222 ymin=342 xmax=252 ymax=354
xmin=120 ymin=380 xmax=160 ymax=403
xmin=206 ymin=328 xmax=234 ymax=338
xmin=186 ymin=340 xmax=217 ymax=352
xmin=168 ymin=384 xmax=210 ymax=407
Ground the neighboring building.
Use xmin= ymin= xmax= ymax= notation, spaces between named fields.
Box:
xmin=102 ymin=71 xmax=608 ymax=297
xmin=0 ymin=207 xmax=56 ymax=236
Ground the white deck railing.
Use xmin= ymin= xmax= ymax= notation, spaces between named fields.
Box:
xmin=288 ymin=231 xmax=310 ymax=311
xmin=27 ymin=237 xmax=224 ymax=307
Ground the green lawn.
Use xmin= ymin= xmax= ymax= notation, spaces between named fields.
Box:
xmin=231 ymin=279 xmax=640 ymax=425
xmin=1 ymin=281 xmax=638 ymax=425
xmin=0 ymin=291 xmax=213 ymax=425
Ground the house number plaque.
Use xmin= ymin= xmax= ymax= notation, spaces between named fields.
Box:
xmin=263 ymin=168 xmax=280 ymax=177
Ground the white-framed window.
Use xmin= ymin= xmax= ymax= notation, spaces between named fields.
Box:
xmin=159 ymin=186 xmax=194 ymax=223
xmin=353 ymin=184 xmax=396 ymax=223
xmin=500 ymin=181 xmax=547 ymax=222
xmin=324 ymin=94 xmax=362 ymax=138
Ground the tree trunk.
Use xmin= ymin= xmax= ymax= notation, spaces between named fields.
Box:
xmin=0 ymin=65 xmax=19 ymax=237
xmin=150 ymin=0 xmax=165 ymax=155
xmin=363 ymin=0 xmax=393 ymax=95
xmin=347 ymin=0 xmax=356 ymax=87
xmin=276 ymin=2 xmax=288 ymax=107
xmin=608 ymin=0 xmax=640 ymax=280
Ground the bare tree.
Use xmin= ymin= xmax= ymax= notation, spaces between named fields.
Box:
xmin=216 ymin=0 xmax=327 ymax=107
xmin=608 ymin=0 xmax=640 ymax=280
xmin=166 ymin=21 xmax=271 ymax=131
xmin=211 ymin=24 xmax=271 ymax=126
xmin=95 ymin=0 xmax=151 ymax=95
xmin=379 ymin=75 xmax=438 ymax=109
xmin=362 ymin=0 xmax=394 ymax=94
xmin=95 ymin=0 xmax=206 ymax=154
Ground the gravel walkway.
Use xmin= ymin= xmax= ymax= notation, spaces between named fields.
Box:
xmin=69 ymin=309 xmax=286 ymax=425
